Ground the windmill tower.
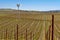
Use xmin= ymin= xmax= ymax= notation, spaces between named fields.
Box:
xmin=15 ymin=0 xmax=20 ymax=40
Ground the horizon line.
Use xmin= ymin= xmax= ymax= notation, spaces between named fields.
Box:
xmin=0 ymin=8 xmax=60 ymax=12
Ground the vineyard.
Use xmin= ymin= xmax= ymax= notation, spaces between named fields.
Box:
xmin=0 ymin=10 xmax=60 ymax=40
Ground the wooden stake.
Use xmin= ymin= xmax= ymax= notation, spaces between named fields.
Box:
xmin=17 ymin=24 xmax=18 ymax=40
xmin=6 ymin=29 xmax=7 ymax=40
xmin=49 ymin=25 xmax=51 ymax=40
xmin=26 ymin=29 xmax=27 ymax=40
xmin=52 ymin=15 xmax=54 ymax=40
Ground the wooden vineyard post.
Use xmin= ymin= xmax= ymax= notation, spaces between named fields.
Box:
xmin=51 ymin=15 xmax=54 ymax=40
xmin=26 ymin=29 xmax=27 ymax=40
xmin=17 ymin=24 xmax=18 ymax=40
xmin=6 ymin=29 xmax=7 ymax=40
xmin=49 ymin=25 xmax=51 ymax=40
xmin=49 ymin=25 xmax=50 ymax=40
xmin=45 ymin=15 xmax=54 ymax=40
xmin=14 ymin=25 xmax=18 ymax=40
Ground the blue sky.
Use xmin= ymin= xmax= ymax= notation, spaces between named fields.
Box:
xmin=0 ymin=0 xmax=60 ymax=11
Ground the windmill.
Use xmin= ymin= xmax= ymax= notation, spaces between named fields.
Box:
xmin=17 ymin=4 xmax=20 ymax=10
